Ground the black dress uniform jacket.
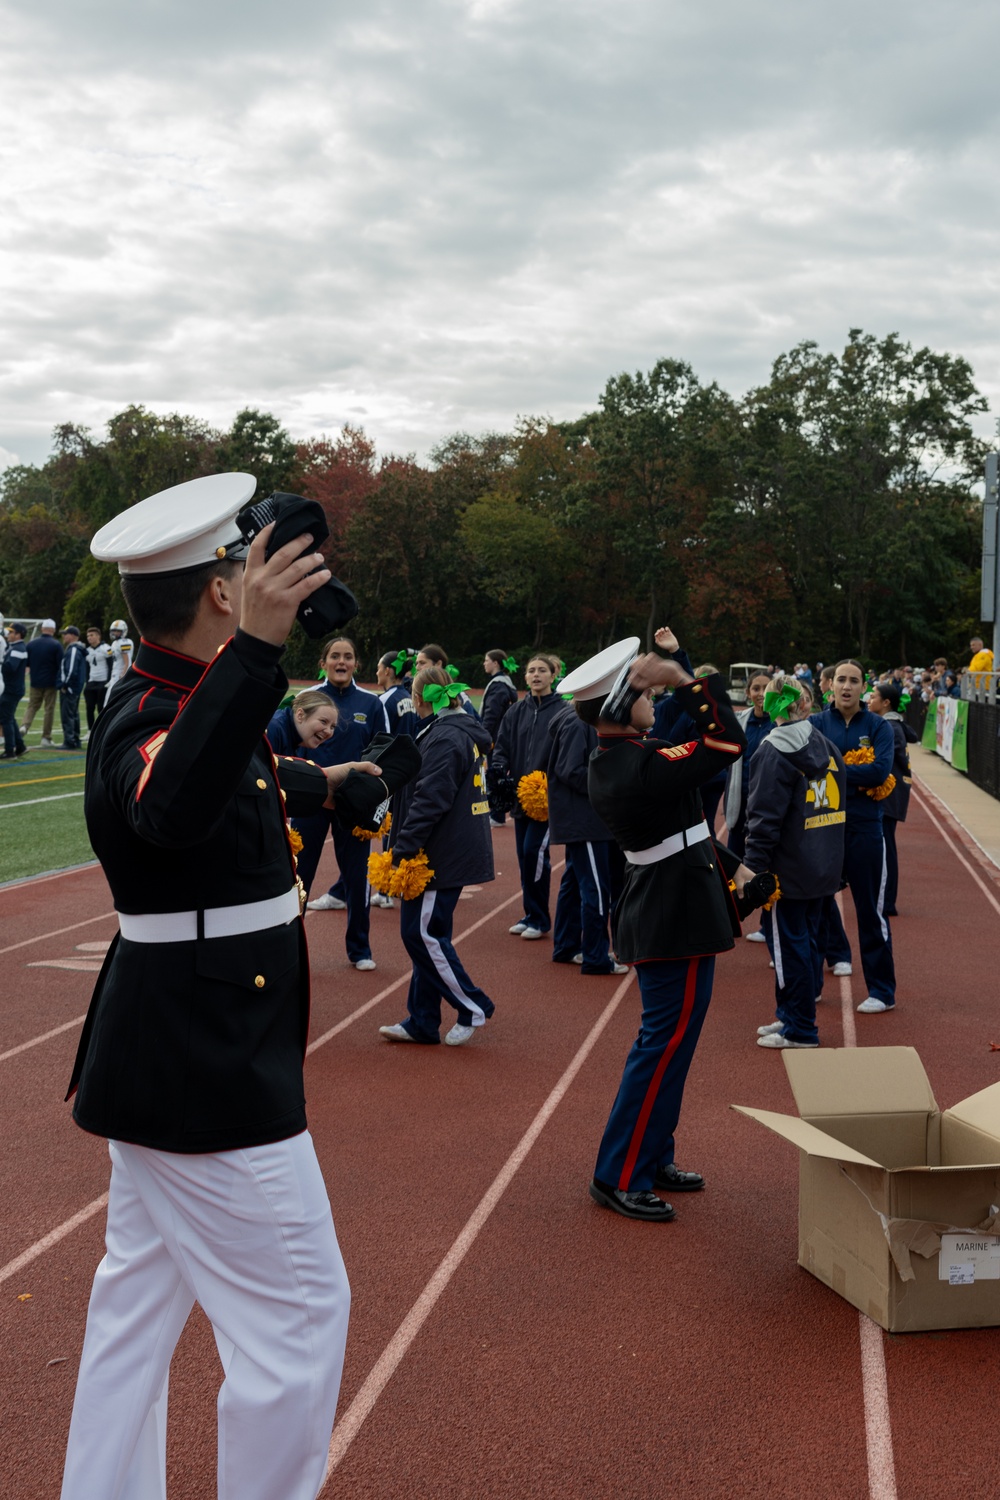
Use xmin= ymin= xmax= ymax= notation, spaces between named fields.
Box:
xmin=390 ymin=711 xmax=495 ymax=889
xmin=67 ymin=632 xmax=330 ymax=1153
xmin=587 ymin=674 xmax=746 ymax=964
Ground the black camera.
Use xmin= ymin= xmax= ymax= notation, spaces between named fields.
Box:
xmin=236 ymin=491 xmax=358 ymax=639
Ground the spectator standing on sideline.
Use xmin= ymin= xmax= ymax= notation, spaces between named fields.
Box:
xmin=1 ymin=622 xmax=29 ymax=758
xmin=868 ymin=680 xmax=916 ymax=916
xmin=967 ymin=636 xmax=994 ymax=687
xmin=58 ymin=626 xmax=88 ymax=750
xmin=83 ymin=626 xmax=110 ymax=731
xmin=481 ymin=649 xmax=518 ymax=825
xmin=23 ymin=618 xmax=63 ymax=745
xmin=810 ymin=659 xmax=898 ymax=1015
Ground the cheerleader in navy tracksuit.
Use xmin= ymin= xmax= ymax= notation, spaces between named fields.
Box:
xmin=481 ymin=649 xmax=518 ymax=826
xmin=376 ymin=650 xmax=419 ymax=738
xmin=378 ymin=667 xmax=496 ymax=1046
xmin=491 ymin=653 xmax=565 ymax=939
xmin=297 ymin=637 xmax=385 ymax=970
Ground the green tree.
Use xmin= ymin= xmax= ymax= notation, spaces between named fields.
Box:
xmin=216 ymin=409 xmax=301 ymax=498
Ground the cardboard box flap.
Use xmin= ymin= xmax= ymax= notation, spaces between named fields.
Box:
xmin=732 ymin=1105 xmax=882 ymax=1167
xmin=944 ymin=1078 xmax=1000 ymax=1143
xmin=782 ymin=1047 xmax=937 ymax=1119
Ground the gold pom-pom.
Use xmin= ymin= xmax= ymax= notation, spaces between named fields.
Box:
xmin=353 ymin=823 xmax=382 ymax=841
xmin=843 ymin=746 xmax=875 ymax=766
xmin=762 ymin=879 xmax=782 ymax=912
xmin=287 ymin=826 xmax=303 ymax=856
xmin=868 ymin=774 xmax=896 ymax=801
xmin=380 ymin=811 xmax=392 ymax=835
xmin=389 ymin=851 xmax=435 ymax=899
xmin=367 ymin=849 xmax=394 ymax=893
xmin=517 ymin=770 xmax=549 ymax=821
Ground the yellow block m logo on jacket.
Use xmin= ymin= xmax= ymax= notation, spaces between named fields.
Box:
xmin=804 ymin=756 xmax=845 ymax=829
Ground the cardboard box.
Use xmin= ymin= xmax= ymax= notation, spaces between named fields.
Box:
xmin=734 ymin=1047 xmax=1000 ymax=1332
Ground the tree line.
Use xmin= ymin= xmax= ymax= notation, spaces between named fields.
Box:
xmin=0 ymin=329 xmax=989 ymax=682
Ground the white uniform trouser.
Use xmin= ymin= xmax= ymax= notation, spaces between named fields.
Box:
xmin=61 ymin=1131 xmax=350 ymax=1500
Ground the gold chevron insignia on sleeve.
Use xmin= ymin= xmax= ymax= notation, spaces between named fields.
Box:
xmin=703 ymin=736 xmax=742 ymax=754
xmin=656 ymin=742 xmax=697 ymax=760
xmin=136 ymin=729 xmax=168 ymax=797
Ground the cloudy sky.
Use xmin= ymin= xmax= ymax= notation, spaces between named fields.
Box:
xmin=3 ymin=0 xmax=1000 ymax=470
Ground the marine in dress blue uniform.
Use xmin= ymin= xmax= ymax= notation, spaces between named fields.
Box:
xmin=60 ymin=472 xmax=367 ymax=1500
xmin=561 ymin=641 xmax=747 ymax=1222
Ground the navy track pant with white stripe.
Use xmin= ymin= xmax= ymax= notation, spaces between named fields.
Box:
xmin=398 ymin=888 xmax=495 ymax=1043
xmin=594 ymin=956 xmax=714 ymax=1193
xmin=552 ymin=840 xmax=615 ymax=973
xmin=513 ymin=816 xmax=551 ymax=932
xmin=768 ymin=895 xmax=824 ymax=1043
xmin=820 ymin=822 xmax=896 ymax=1004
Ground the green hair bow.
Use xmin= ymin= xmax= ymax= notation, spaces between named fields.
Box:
xmin=763 ymin=681 xmax=801 ymax=723
xmin=446 ymin=664 xmax=460 ymax=680
xmin=422 ymin=680 xmax=469 ymax=713
xmin=899 ymin=692 xmax=911 ymax=711
xmin=392 ymin=649 xmax=412 ymax=677
xmin=503 ymin=655 xmax=518 ymax=674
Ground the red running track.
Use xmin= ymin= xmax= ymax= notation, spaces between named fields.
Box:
xmin=2 ymin=781 xmax=1000 ymax=1498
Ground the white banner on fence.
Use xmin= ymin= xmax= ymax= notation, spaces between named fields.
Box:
xmin=936 ymin=697 xmax=958 ymax=763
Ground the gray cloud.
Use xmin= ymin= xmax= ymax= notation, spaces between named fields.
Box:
xmin=2 ymin=0 xmax=1000 ymax=469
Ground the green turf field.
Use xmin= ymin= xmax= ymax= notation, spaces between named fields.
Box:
xmin=0 ymin=724 xmax=93 ymax=884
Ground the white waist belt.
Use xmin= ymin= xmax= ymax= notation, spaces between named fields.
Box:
xmin=118 ymin=887 xmax=300 ymax=944
xmin=624 ymin=821 xmax=711 ymax=866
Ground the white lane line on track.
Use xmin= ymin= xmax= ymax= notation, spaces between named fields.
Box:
xmin=321 ymin=968 xmax=636 ymax=1486
xmin=0 ymin=1193 xmax=109 ymax=1290
xmin=836 ymin=903 xmax=896 ymax=1497
xmin=0 ymin=1015 xmax=88 ymax=1065
xmin=0 ymin=910 xmax=116 ymax=958
xmin=0 ymin=792 xmax=84 ymax=810
xmin=0 ymin=860 xmax=100 ymax=892
xmin=910 ymin=783 xmax=1000 ymax=920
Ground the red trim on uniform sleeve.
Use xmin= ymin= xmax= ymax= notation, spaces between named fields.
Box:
xmin=135 ymin=729 xmax=168 ymax=801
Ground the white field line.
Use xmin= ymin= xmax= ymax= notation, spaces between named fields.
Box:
xmin=321 ymin=969 xmax=635 ymax=1485
xmin=0 ymin=792 xmax=84 ymax=810
xmin=835 ymin=895 xmax=895 ymax=1497
xmin=0 ymin=1015 xmax=88 ymax=1066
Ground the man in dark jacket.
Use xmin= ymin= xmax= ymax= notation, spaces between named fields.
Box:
xmin=744 ymin=676 xmax=847 ymax=1049
xmin=541 ymin=706 xmax=627 ymax=976
xmin=380 ymin=667 xmax=496 ymax=1046
xmin=1 ymin=622 xmax=29 ymax=757
xmin=58 ymin=625 xmax=88 ymax=749
xmin=23 ymin=618 xmax=63 ymax=745
xmin=61 ymin=473 xmax=379 ymax=1500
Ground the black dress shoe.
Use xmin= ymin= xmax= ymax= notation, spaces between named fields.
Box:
xmin=655 ymin=1164 xmax=704 ymax=1192
xmin=589 ymin=1180 xmax=675 ymax=1221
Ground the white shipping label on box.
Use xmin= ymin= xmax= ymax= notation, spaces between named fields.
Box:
xmin=938 ymin=1234 xmax=1000 ymax=1283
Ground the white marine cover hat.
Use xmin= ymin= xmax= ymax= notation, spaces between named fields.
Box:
xmin=559 ymin=637 xmax=641 ymax=700
xmin=90 ymin=472 xmax=258 ymax=576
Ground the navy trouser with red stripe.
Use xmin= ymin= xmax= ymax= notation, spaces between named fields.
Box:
xmin=594 ymin=956 xmax=715 ymax=1193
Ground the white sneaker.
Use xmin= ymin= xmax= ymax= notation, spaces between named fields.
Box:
xmin=444 ymin=1023 xmax=476 ymax=1046
xmin=857 ymin=996 xmax=894 ymax=1013
xmin=307 ymin=893 xmax=346 ymax=911
xmin=745 ymin=929 xmax=767 ymax=943
xmin=490 ymin=818 xmax=504 ymax=828
xmin=572 ymin=953 xmax=584 ymax=964
xmin=509 ymin=921 xmax=527 ymax=935
xmin=757 ymin=1033 xmax=819 ymax=1050
xmin=371 ymin=893 xmax=395 ymax=909
xmin=610 ymin=963 xmax=629 ymax=975
xmin=757 ymin=1020 xmax=784 ymax=1036
xmin=39 ymin=737 xmax=54 ymax=748
xmin=832 ymin=961 xmax=853 ymax=977
xmin=379 ymin=1023 xmax=413 ymax=1042
xmin=521 ymin=927 xmax=545 ymax=940
xmin=355 ymin=958 xmax=377 ymax=971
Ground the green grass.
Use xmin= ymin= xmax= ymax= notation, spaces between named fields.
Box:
xmin=0 ymin=726 xmax=93 ymax=884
